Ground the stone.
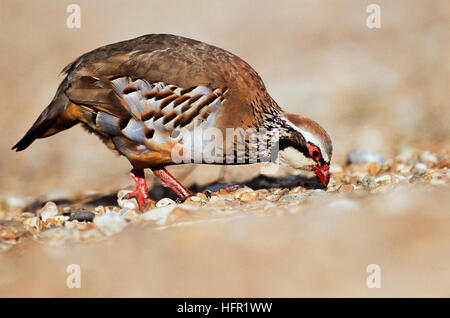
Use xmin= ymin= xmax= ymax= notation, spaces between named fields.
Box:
xmin=339 ymin=184 xmax=355 ymax=192
xmin=367 ymin=162 xmax=381 ymax=175
xmin=375 ymin=174 xmax=392 ymax=184
xmin=280 ymin=193 xmax=306 ymax=202
xmin=413 ymin=162 xmax=428 ymax=174
xmin=39 ymin=202 xmax=59 ymax=222
xmin=117 ymin=190 xmax=139 ymax=211
xmin=420 ymin=151 xmax=438 ymax=164
xmin=183 ymin=197 xmax=203 ymax=206
xmin=156 ymin=198 xmax=177 ymax=207
xmin=189 ymin=196 xmax=203 ymax=202
xmin=69 ymin=211 xmax=95 ymax=222
xmin=94 ymin=206 xmax=106 ymax=215
xmin=232 ymin=187 xmax=254 ymax=199
xmin=208 ymin=196 xmax=226 ymax=206
xmin=121 ymin=209 xmax=138 ymax=221
xmin=0 ymin=221 xmax=26 ymax=241
xmin=239 ymin=191 xmax=258 ymax=201
xmin=395 ymin=163 xmax=412 ymax=174
xmin=196 ymin=193 xmax=209 ymax=201
xmin=346 ymin=149 xmax=386 ymax=166
xmin=44 ymin=215 xmax=69 ymax=227
xmin=349 ymin=176 xmax=359 ymax=184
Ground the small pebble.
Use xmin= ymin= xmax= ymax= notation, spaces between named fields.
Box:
xmin=420 ymin=151 xmax=438 ymax=164
xmin=239 ymin=191 xmax=258 ymax=201
xmin=209 ymin=196 xmax=221 ymax=204
xmin=280 ymin=193 xmax=306 ymax=202
xmin=39 ymin=202 xmax=59 ymax=222
xmin=22 ymin=217 xmax=40 ymax=231
xmin=413 ymin=162 xmax=428 ymax=174
xmin=349 ymin=176 xmax=359 ymax=184
xmin=156 ymin=198 xmax=176 ymax=207
xmin=120 ymin=209 xmax=138 ymax=221
xmin=196 ymin=193 xmax=209 ymax=201
xmin=396 ymin=163 xmax=412 ymax=174
xmin=184 ymin=198 xmax=203 ymax=206
xmin=339 ymin=184 xmax=355 ymax=192
xmin=189 ymin=196 xmax=203 ymax=202
xmin=94 ymin=206 xmax=106 ymax=215
xmin=117 ymin=190 xmax=139 ymax=211
xmin=69 ymin=211 xmax=95 ymax=222
xmin=0 ymin=222 xmax=26 ymax=241
xmin=375 ymin=174 xmax=392 ymax=184
xmin=346 ymin=149 xmax=386 ymax=166
xmin=232 ymin=187 xmax=254 ymax=199
xmin=367 ymin=162 xmax=381 ymax=175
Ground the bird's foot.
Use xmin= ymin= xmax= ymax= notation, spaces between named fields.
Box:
xmin=125 ymin=191 xmax=156 ymax=211
xmin=127 ymin=168 xmax=156 ymax=211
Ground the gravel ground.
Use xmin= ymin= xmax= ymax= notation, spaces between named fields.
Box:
xmin=0 ymin=148 xmax=449 ymax=297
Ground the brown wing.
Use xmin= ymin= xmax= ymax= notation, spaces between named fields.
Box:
xmin=13 ymin=34 xmax=277 ymax=159
xmin=64 ymin=34 xmax=274 ymax=119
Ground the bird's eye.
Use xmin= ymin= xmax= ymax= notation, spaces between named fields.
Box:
xmin=306 ymin=143 xmax=321 ymax=161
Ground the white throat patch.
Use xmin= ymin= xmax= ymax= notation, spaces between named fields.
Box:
xmin=278 ymin=146 xmax=315 ymax=171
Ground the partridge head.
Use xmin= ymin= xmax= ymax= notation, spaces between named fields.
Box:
xmin=278 ymin=113 xmax=332 ymax=186
xmin=12 ymin=34 xmax=332 ymax=210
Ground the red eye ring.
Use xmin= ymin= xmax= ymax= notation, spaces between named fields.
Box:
xmin=306 ymin=143 xmax=321 ymax=160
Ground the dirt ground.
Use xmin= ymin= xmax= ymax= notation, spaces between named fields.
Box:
xmin=0 ymin=0 xmax=449 ymax=297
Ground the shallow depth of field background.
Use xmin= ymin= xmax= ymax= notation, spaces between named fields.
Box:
xmin=1 ymin=0 xmax=449 ymax=197
xmin=0 ymin=0 xmax=449 ymax=297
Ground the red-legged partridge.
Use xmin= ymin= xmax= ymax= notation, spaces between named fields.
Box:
xmin=13 ymin=34 xmax=332 ymax=211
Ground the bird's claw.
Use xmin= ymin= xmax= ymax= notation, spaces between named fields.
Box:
xmin=125 ymin=191 xmax=156 ymax=211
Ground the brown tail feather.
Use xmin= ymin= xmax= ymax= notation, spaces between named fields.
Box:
xmin=12 ymin=79 xmax=71 ymax=151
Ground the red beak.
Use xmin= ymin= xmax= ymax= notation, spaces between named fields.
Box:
xmin=313 ymin=164 xmax=330 ymax=187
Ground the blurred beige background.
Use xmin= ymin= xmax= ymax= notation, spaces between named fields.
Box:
xmin=1 ymin=0 xmax=449 ymax=198
xmin=0 ymin=0 xmax=449 ymax=298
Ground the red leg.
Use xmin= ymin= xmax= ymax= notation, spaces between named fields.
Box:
xmin=152 ymin=168 xmax=192 ymax=201
xmin=125 ymin=168 xmax=155 ymax=211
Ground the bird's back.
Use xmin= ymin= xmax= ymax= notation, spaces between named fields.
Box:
xmin=13 ymin=34 xmax=279 ymax=168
